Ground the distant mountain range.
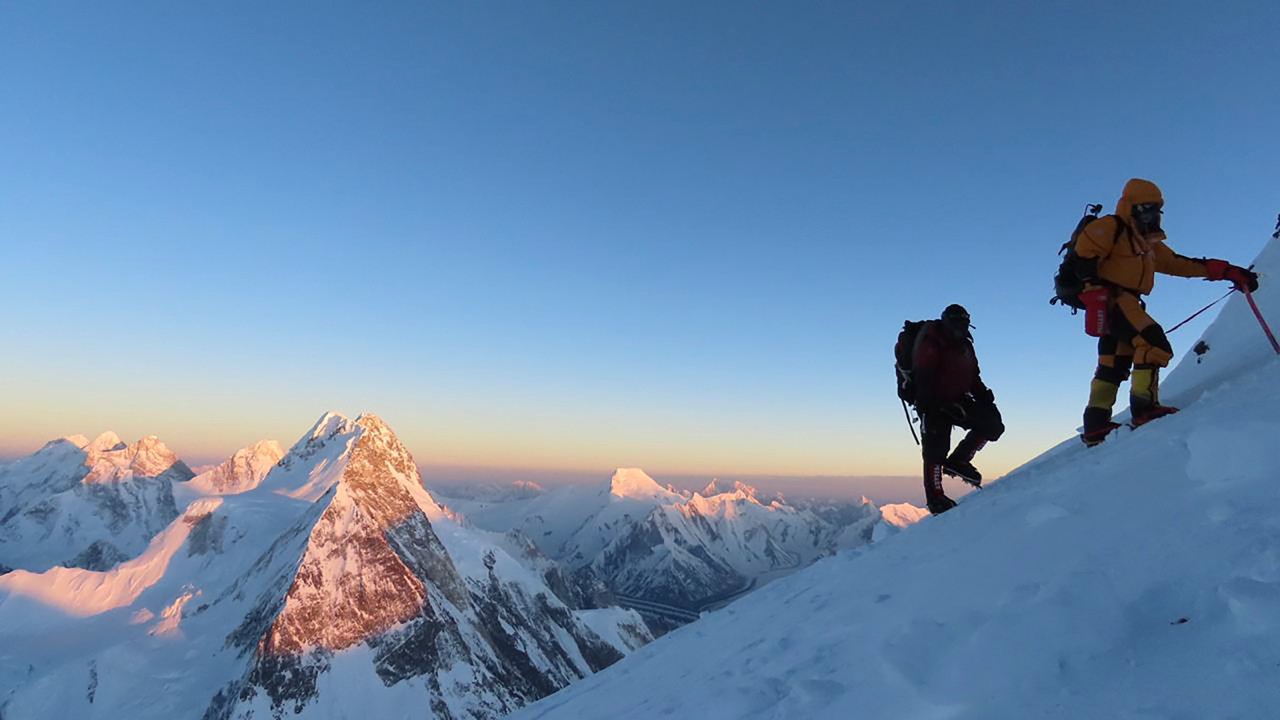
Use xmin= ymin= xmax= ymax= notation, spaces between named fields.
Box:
xmin=0 ymin=414 xmax=648 ymax=719
xmin=0 ymin=414 xmax=923 ymax=718
xmin=439 ymin=469 xmax=921 ymax=626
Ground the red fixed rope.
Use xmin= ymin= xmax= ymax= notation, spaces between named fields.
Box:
xmin=1243 ymin=290 xmax=1280 ymax=355
xmin=1166 ymin=288 xmax=1237 ymax=335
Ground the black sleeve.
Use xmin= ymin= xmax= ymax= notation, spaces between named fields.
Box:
xmin=971 ymin=346 xmax=995 ymax=404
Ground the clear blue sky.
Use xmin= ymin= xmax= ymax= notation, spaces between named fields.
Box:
xmin=2 ymin=1 xmax=1277 ymax=480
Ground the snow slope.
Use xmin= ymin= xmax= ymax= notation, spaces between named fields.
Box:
xmin=512 ymin=237 xmax=1280 ymax=720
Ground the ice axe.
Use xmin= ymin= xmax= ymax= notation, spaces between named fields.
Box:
xmin=900 ymin=398 xmax=920 ymax=446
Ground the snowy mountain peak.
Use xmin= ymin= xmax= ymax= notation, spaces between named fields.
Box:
xmin=353 ymin=412 xmax=395 ymax=440
xmin=299 ymin=410 xmax=357 ymax=446
xmin=697 ymin=478 xmax=760 ymax=500
xmin=189 ymin=440 xmax=285 ymax=495
xmin=877 ymin=502 xmax=930 ymax=529
xmin=345 ymin=413 xmax=446 ymax=517
xmin=51 ymin=434 xmax=90 ymax=450
xmin=0 ymin=431 xmax=190 ymax=573
xmin=608 ymin=468 xmax=681 ymax=502
xmin=2 ymin=413 xmax=649 ymax=720
xmin=28 ymin=436 xmax=88 ymax=460
xmin=87 ymin=430 xmax=126 ymax=453
xmin=251 ymin=420 xmax=469 ymax=659
xmin=82 ymin=433 xmax=193 ymax=485
xmin=514 ymin=479 xmax=546 ymax=494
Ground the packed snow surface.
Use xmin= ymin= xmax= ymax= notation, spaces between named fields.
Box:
xmin=513 ymin=238 xmax=1280 ymax=719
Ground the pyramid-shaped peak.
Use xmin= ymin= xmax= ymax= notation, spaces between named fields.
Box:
xmin=346 ymin=414 xmax=428 ymax=498
xmin=609 ymin=468 xmax=680 ymax=502
xmin=126 ymin=435 xmax=187 ymax=478
xmin=355 ymin=412 xmax=395 ymax=436
xmin=305 ymin=411 xmax=356 ymax=440
xmin=283 ymin=411 xmax=361 ymax=460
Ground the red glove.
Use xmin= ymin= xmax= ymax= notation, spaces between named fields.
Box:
xmin=1226 ymin=266 xmax=1260 ymax=292
xmin=1205 ymin=259 xmax=1259 ymax=292
xmin=1078 ymin=286 xmax=1110 ymax=337
xmin=1204 ymin=259 xmax=1229 ymax=280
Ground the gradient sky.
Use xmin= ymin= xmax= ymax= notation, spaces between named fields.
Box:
xmin=2 ymin=2 xmax=1277 ymax=483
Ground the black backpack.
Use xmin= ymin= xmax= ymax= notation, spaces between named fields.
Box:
xmin=894 ymin=320 xmax=925 ymax=402
xmin=1051 ymin=204 xmax=1124 ymax=312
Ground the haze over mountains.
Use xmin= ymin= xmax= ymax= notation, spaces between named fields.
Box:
xmin=5 ymin=236 xmax=1271 ymax=718
xmin=424 ymin=467 xmax=925 ymax=506
xmin=440 ymin=470 xmax=893 ymax=619
xmin=0 ymin=414 xmax=653 ymax=718
xmin=0 ymin=412 xmax=916 ymax=718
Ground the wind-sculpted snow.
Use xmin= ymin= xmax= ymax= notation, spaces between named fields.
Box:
xmin=0 ymin=433 xmax=192 ymax=573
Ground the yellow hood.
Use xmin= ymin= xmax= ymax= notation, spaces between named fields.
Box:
xmin=1116 ymin=178 xmax=1163 ymax=221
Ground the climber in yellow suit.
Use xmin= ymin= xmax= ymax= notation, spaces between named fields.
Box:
xmin=1072 ymin=178 xmax=1259 ymax=446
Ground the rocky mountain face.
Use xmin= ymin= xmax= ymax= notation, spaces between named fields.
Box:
xmin=0 ymin=413 xmax=647 ymax=720
xmin=0 ymin=432 xmax=193 ymax=572
xmin=213 ymin=414 xmax=648 ymax=719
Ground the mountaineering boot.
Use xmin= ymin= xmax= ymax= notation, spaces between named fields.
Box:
xmin=928 ymin=495 xmax=957 ymax=515
xmin=1082 ymin=422 xmax=1122 ymax=447
xmin=1082 ymin=380 xmax=1122 ymax=447
xmin=1131 ymin=404 xmax=1178 ymax=428
xmin=924 ymin=463 xmax=956 ymax=515
xmin=1082 ymin=406 xmax=1121 ymax=447
xmin=944 ymin=433 xmax=986 ymax=487
xmin=1129 ymin=365 xmax=1178 ymax=428
xmin=943 ymin=460 xmax=981 ymax=487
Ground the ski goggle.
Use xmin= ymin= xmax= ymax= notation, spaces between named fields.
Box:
xmin=1132 ymin=202 xmax=1163 ymax=225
